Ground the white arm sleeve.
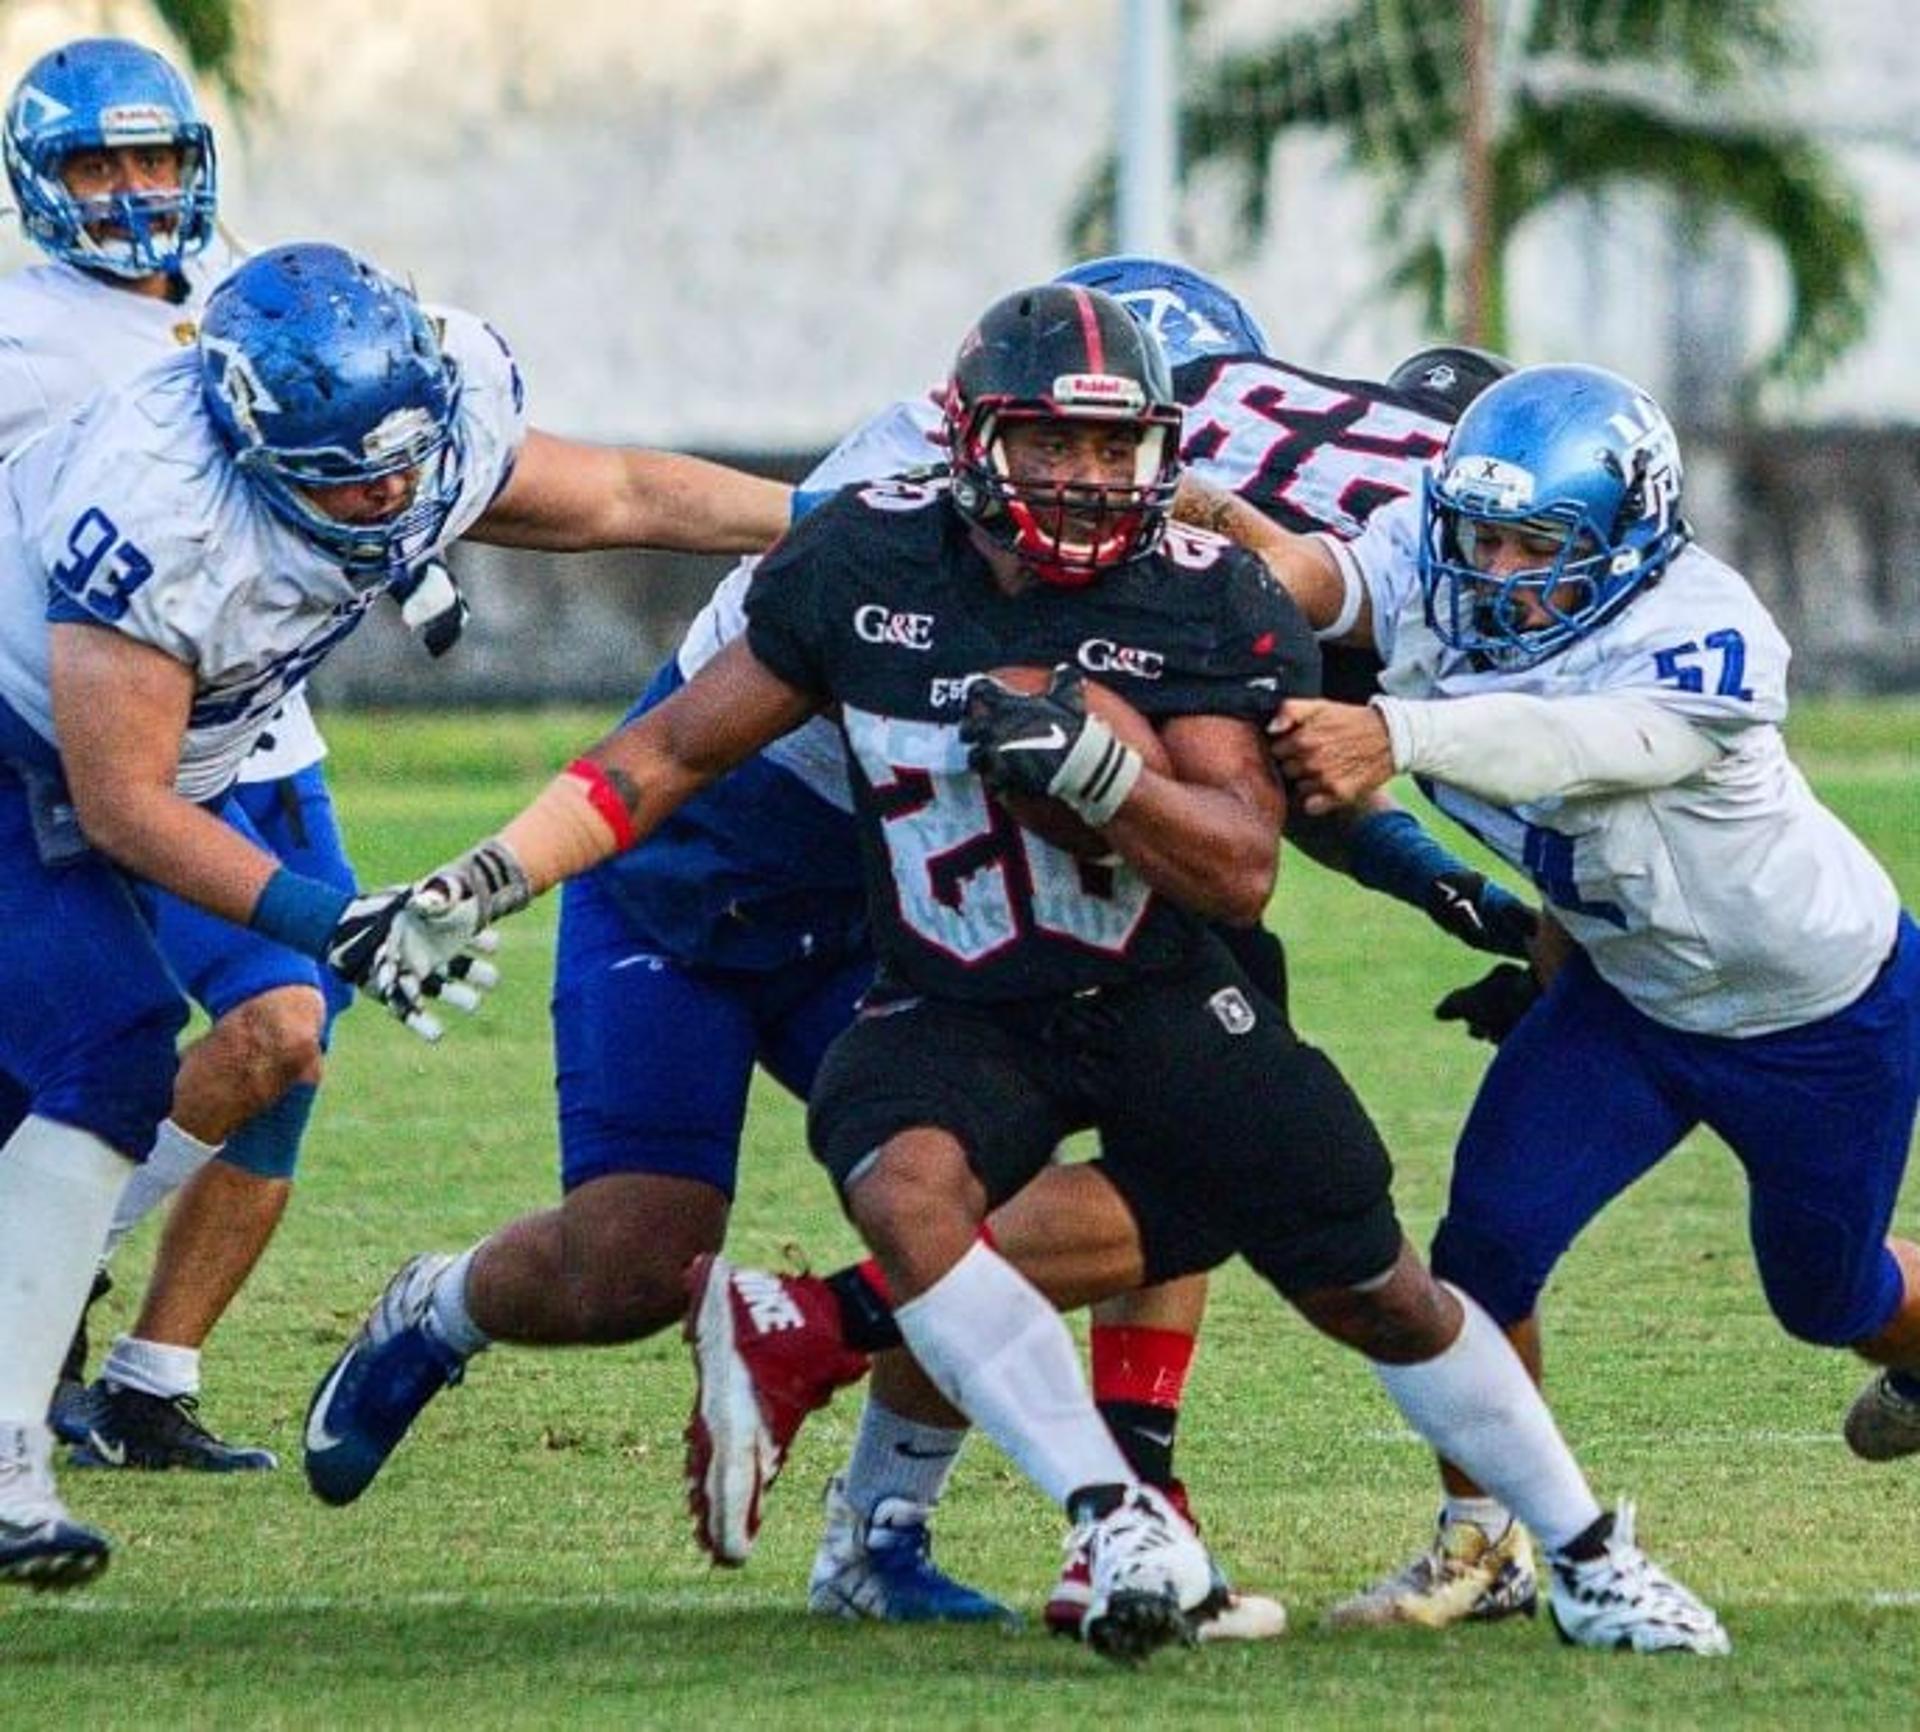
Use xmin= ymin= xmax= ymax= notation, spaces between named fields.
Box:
xmin=1372 ymin=691 xmax=1724 ymax=804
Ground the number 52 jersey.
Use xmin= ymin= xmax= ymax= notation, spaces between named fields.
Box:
xmin=743 ymin=472 xmax=1319 ymax=1004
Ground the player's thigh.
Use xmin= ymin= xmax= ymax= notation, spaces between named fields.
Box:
xmin=807 ymin=998 xmax=1080 ymax=1206
xmin=552 ymin=877 xmax=760 ymax=1200
xmin=0 ymin=794 xmax=187 ymax=1155
xmin=1432 ymin=953 xmax=1690 ymax=1321
xmin=1709 ymin=916 xmax=1920 ymax=1343
xmin=754 ymin=949 xmax=874 ymax=1101
xmin=1094 ymin=942 xmax=1400 ymax=1293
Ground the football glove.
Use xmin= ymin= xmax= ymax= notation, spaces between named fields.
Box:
xmin=392 ymin=559 xmax=469 ymax=659
xmin=1434 ymin=962 xmax=1542 ymax=1046
xmin=1424 ymin=870 xmax=1540 ymax=959
xmin=324 ymin=887 xmax=499 ymax=1043
xmin=960 ymin=666 xmax=1143 ymax=827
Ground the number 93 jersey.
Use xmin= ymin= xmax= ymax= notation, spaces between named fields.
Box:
xmin=1349 ymin=496 xmax=1902 ymax=1037
xmin=0 ymin=306 xmax=526 ymax=802
xmin=742 ymin=472 xmax=1318 ymax=1004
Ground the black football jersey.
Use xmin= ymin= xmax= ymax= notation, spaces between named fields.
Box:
xmin=744 ymin=473 xmax=1318 ymax=1003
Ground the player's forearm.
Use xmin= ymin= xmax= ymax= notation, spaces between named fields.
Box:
xmin=606 ymin=448 xmax=793 ymax=553
xmin=77 ymin=781 xmax=280 ymax=928
xmin=1104 ymin=773 xmax=1279 ymax=924
xmin=1372 ymin=691 xmax=1722 ymax=804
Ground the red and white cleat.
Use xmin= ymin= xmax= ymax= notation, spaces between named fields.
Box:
xmin=682 ymin=1253 xmax=870 ymax=1566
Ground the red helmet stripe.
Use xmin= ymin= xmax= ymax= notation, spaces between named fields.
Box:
xmin=1068 ymin=286 xmax=1106 ymax=374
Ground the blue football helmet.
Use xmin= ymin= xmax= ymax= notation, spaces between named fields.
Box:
xmin=3 ymin=37 xmax=217 ymax=279
xmin=199 ymin=244 xmax=464 ymax=578
xmin=1053 ymin=254 xmax=1269 ymax=368
xmin=1420 ymin=363 xmax=1689 ymax=669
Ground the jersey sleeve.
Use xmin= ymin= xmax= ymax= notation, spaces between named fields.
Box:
xmin=431 ymin=306 xmax=530 ymax=536
xmin=1333 ymin=492 xmax=1424 ymax=661
xmin=802 ymin=395 xmax=945 ymax=492
xmin=1211 ymin=546 xmax=1322 ymax=709
xmin=741 ymin=496 xmax=853 ymax=699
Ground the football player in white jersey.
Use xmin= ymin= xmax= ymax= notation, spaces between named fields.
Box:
xmin=0 ymin=239 xmax=792 ymax=1589
xmin=1 ymin=35 xmax=466 ymax=1475
xmin=1265 ymin=362 xmax=1920 ymax=1630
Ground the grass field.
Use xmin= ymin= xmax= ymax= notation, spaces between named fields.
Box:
xmin=4 ymin=701 xmax=1916 ymax=1729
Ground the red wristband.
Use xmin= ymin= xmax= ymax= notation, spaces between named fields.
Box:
xmin=563 ymin=757 xmax=638 ymax=851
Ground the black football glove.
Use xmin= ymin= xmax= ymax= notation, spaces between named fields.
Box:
xmin=960 ymin=666 xmax=1143 ymax=826
xmin=1424 ymin=870 xmax=1541 ymax=959
xmin=1434 ymin=962 xmax=1543 ymax=1046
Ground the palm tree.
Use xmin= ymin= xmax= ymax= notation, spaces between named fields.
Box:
xmin=1075 ymin=0 xmax=1875 ymax=396
xmin=151 ymin=0 xmax=247 ymax=97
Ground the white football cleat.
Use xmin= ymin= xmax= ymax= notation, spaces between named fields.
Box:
xmin=1547 ymin=1502 xmax=1730 ymax=1656
xmin=1077 ymin=1484 xmax=1215 ymax=1663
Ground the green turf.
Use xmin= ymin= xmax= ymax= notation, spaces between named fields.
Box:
xmin=4 ymin=700 xmax=1916 ymax=1728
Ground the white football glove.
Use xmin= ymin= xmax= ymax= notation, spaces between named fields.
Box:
xmin=324 ymin=884 xmax=501 ymax=1043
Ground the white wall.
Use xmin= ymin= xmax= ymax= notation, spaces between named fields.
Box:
xmin=3 ymin=0 xmax=1916 ymax=443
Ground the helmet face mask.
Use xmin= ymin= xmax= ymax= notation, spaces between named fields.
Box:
xmin=1419 ymin=364 xmax=1689 ymax=669
xmin=4 ymin=38 xmax=217 ymax=279
xmin=1052 ymin=254 xmax=1270 ymax=368
xmin=199 ymin=244 xmax=464 ymax=582
xmin=946 ymin=285 xmax=1183 ymax=588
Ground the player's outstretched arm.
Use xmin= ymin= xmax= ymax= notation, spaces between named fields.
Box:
xmin=383 ymin=638 xmax=817 ymax=970
xmin=1173 ymin=475 xmax=1363 ymax=642
xmin=469 ymin=428 xmax=792 ymax=554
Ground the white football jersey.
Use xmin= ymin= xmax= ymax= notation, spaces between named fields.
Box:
xmin=0 ymin=256 xmax=327 ymax=781
xmin=1344 ymin=497 xmax=1901 ymax=1035
xmin=676 ymin=391 xmax=947 ymax=813
xmin=0 ymin=305 xmax=526 ymax=803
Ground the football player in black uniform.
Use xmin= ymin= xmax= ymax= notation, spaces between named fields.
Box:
xmin=335 ymin=283 xmax=1709 ymax=1663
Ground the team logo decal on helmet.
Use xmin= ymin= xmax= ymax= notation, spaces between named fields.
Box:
xmin=199 ymin=243 xmax=465 ymax=582
xmin=945 ymin=283 xmax=1184 ymax=588
xmin=1053 ymin=254 xmax=1271 ymax=369
xmin=3 ymin=37 xmax=218 ymax=279
xmin=1419 ymin=363 xmax=1689 ymax=669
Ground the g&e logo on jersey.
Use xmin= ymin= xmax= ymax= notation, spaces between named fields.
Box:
xmin=1077 ymin=638 xmax=1165 ymax=679
xmin=853 ymin=604 xmax=934 ymax=650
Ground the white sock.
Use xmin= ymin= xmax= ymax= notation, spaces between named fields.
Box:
xmin=840 ymin=1396 xmax=968 ymax=1517
xmin=101 ymin=1120 xmax=223 ymax=1260
xmin=102 ymin=1336 xmax=202 ymax=1401
xmin=427 ymin=1245 xmax=490 ymax=1357
xmin=893 ymin=1242 xmax=1132 ymax=1508
xmin=1443 ymin=1493 xmax=1514 ymax=1539
xmin=0 ymin=1118 xmax=134 ymax=1420
xmin=1371 ymin=1286 xmax=1601 ymax=1554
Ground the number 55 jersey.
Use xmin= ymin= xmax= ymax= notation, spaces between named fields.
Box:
xmin=742 ymin=472 xmax=1318 ymax=1004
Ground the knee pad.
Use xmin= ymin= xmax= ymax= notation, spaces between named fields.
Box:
xmin=1430 ymin=1214 xmax=1545 ymax=1329
xmin=218 ymin=1082 xmax=318 ymax=1181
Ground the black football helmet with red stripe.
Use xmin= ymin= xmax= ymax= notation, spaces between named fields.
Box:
xmin=945 ymin=284 xmax=1183 ymax=588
